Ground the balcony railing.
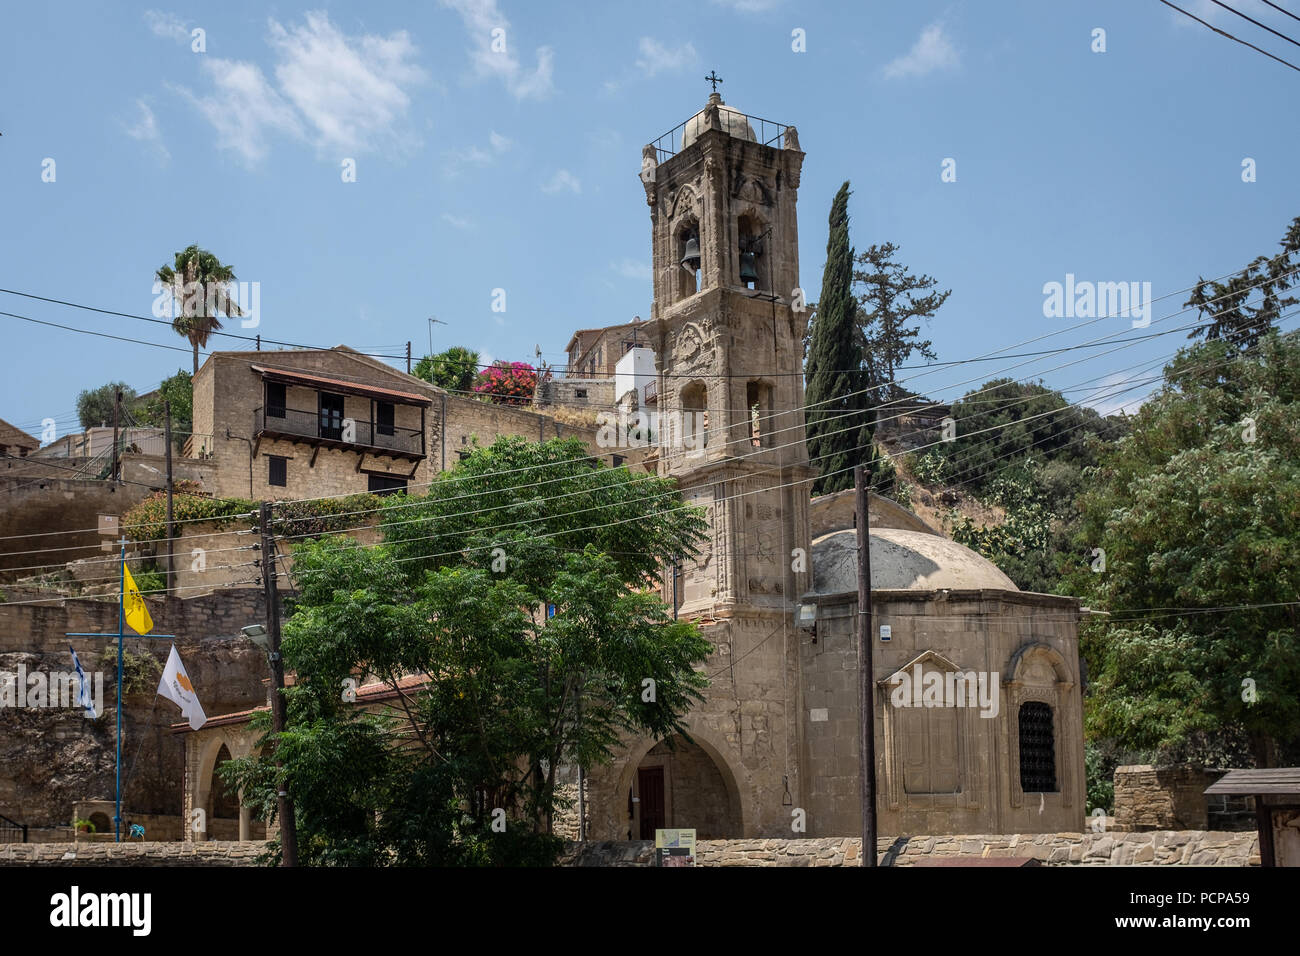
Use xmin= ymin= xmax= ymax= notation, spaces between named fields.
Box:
xmin=651 ymin=107 xmax=793 ymax=162
xmin=255 ymin=405 xmax=424 ymax=458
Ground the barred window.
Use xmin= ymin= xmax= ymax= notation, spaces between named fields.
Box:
xmin=1018 ymin=701 xmax=1057 ymax=792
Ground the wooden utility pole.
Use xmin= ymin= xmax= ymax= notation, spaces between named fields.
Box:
xmin=259 ymin=501 xmax=298 ymax=867
xmin=406 ymin=341 xmax=411 ymax=374
xmin=854 ymin=465 xmax=878 ymax=867
xmin=111 ymin=388 xmax=122 ymax=481
xmin=164 ymin=399 xmax=175 ymax=595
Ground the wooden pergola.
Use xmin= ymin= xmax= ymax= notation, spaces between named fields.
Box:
xmin=1205 ymin=768 xmax=1300 ymax=867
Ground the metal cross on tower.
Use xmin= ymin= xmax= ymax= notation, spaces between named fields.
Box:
xmin=705 ymin=70 xmax=723 ymax=93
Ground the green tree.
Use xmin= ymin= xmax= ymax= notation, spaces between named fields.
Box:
xmin=413 ymin=346 xmax=481 ymax=394
xmin=930 ymin=378 xmax=1123 ymax=497
xmin=155 ymin=244 xmax=245 ymax=374
xmin=1067 ymin=333 xmax=1300 ymax=767
xmin=224 ymin=436 xmax=712 ymax=865
xmin=134 ymin=370 xmax=193 ymax=449
xmin=852 ymin=242 xmax=948 ymax=402
xmin=1187 ymin=214 xmax=1300 ymax=351
xmin=76 ymin=382 xmax=136 ymax=429
xmin=804 ymin=182 xmax=874 ymax=495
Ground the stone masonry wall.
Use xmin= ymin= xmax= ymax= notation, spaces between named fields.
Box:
xmin=0 ymin=831 xmax=1259 ymax=866
xmin=562 ymin=831 xmax=1260 ymax=867
xmin=1113 ymin=765 xmax=1224 ymax=831
xmin=0 ymin=841 xmax=270 ymax=866
xmin=0 ymin=475 xmax=150 ymax=580
xmin=0 ymin=589 xmax=269 ymax=826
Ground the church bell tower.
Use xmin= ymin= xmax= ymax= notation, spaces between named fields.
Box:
xmin=637 ymin=84 xmax=814 ymax=835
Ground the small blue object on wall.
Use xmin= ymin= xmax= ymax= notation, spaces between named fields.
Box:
xmin=879 ymin=624 xmax=891 ymax=642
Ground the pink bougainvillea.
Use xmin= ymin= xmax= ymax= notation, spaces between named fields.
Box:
xmin=473 ymin=360 xmax=538 ymax=406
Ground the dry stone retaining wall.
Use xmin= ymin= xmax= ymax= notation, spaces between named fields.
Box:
xmin=0 ymin=831 xmax=1259 ymax=866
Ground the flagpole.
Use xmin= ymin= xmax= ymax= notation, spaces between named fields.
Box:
xmin=116 ymin=535 xmax=125 ymax=843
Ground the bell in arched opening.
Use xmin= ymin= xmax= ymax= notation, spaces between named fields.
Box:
xmin=739 ymin=250 xmax=759 ymax=285
xmin=681 ymin=236 xmax=701 ymax=273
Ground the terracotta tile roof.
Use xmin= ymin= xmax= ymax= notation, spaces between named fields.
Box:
xmin=251 ymin=365 xmax=433 ymax=406
xmin=172 ymin=673 xmax=433 ymax=733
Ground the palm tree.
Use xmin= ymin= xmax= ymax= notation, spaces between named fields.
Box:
xmin=155 ymin=245 xmax=244 ymax=374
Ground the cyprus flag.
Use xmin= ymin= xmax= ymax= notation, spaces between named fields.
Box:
xmin=157 ymin=644 xmax=206 ymax=730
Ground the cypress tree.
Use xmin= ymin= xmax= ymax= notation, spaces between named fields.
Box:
xmin=804 ymin=182 xmax=875 ymax=495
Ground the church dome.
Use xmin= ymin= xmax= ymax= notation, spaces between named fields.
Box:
xmin=682 ymin=93 xmax=756 ymax=148
xmin=810 ymin=527 xmax=1019 ymax=594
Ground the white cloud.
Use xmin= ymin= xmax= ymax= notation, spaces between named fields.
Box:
xmin=268 ymin=13 xmax=426 ymax=154
xmin=611 ymin=258 xmax=651 ymax=280
xmin=541 ymin=169 xmax=581 ymax=194
xmin=442 ymin=130 xmax=511 ymax=177
xmin=883 ymin=22 xmax=959 ymax=79
xmin=439 ymin=0 xmax=555 ymax=100
xmin=635 ymin=37 xmax=697 ymax=77
xmin=122 ymin=99 xmax=170 ymax=163
xmin=171 ymin=59 xmax=302 ymax=165
xmin=171 ymin=11 xmax=426 ymax=164
xmin=144 ymin=10 xmax=189 ymax=43
xmin=441 ymin=212 xmax=473 ymax=229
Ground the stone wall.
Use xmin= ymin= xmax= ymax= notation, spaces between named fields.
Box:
xmin=0 ymin=831 xmax=1260 ymax=866
xmin=0 ymin=840 xmax=270 ymax=866
xmin=1113 ymin=765 xmax=1225 ymax=831
xmin=562 ymin=831 xmax=1260 ymax=867
xmin=0 ymin=475 xmax=150 ymax=580
xmin=0 ymin=589 xmax=270 ymax=827
xmin=534 ymin=378 xmax=614 ymax=410
xmin=120 ymin=454 xmax=219 ymax=492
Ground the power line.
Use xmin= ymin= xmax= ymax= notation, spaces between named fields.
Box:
xmin=1260 ymin=1 xmax=1300 ymax=25
xmin=1158 ymin=0 xmax=1300 ymax=72
xmin=0 ymin=289 xmax=407 ymax=361
xmin=1207 ymin=0 xmax=1300 ymax=48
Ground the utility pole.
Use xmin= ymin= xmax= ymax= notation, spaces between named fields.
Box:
xmin=164 ymin=399 xmax=175 ymax=596
xmin=258 ymin=501 xmax=298 ymax=867
xmin=406 ymin=341 xmax=411 ymax=374
xmin=111 ymin=388 xmax=122 ymax=481
xmin=854 ymin=465 xmax=878 ymax=867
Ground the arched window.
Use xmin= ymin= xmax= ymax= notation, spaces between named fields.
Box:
xmin=680 ymin=382 xmax=708 ymax=451
xmin=1018 ymin=701 xmax=1057 ymax=792
xmin=737 ymin=214 xmax=766 ymax=291
xmin=677 ymin=220 xmax=701 ymax=299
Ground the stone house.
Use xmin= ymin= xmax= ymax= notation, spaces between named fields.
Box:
xmin=564 ymin=319 xmax=650 ymax=379
xmin=189 ymin=345 xmax=606 ymax=502
xmin=0 ymin=417 xmax=38 ymax=459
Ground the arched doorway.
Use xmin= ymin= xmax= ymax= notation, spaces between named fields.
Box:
xmin=208 ymin=744 xmax=240 ymax=837
xmin=632 ymin=734 xmax=742 ymax=839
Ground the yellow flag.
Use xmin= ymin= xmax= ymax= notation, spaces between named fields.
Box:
xmin=122 ymin=565 xmax=154 ymax=635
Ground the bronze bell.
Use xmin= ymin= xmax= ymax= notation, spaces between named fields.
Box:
xmin=681 ymin=236 xmax=701 ymax=272
xmin=739 ymin=250 xmax=759 ymax=284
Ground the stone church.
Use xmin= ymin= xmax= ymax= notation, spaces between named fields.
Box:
xmin=579 ymin=91 xmax=1087 ymax=839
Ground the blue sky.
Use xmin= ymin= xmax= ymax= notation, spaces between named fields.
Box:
xmin=2 ymin=0 xmax=1298 ymax=441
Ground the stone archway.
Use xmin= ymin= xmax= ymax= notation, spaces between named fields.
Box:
xmin=594 ymin=728 xmax=745 ymax=841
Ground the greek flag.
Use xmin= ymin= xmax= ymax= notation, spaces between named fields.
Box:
xmin=69 ymin=645 xmax=97 ymax=718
